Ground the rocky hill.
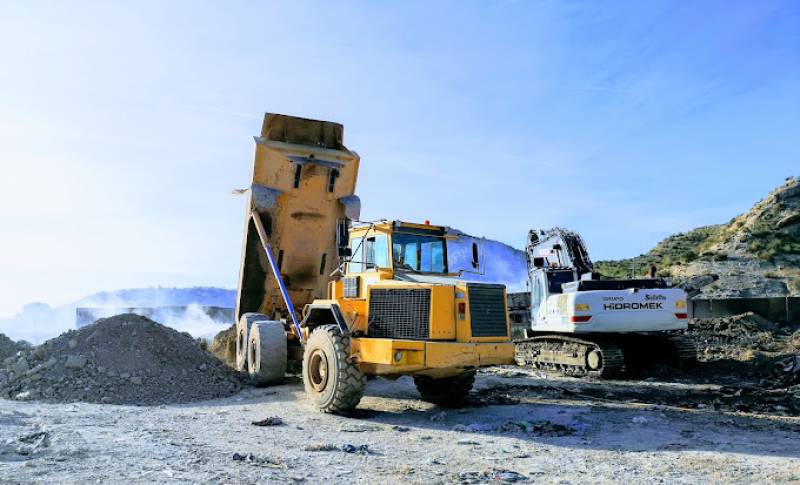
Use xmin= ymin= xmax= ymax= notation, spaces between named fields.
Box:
xmin=596 ymin=176 xmax=800 ymax=298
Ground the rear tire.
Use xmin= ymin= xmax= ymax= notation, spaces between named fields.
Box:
xmin=237 ymin=313 xmax=267 ymax=372
xmin=302 ymin=325 xmax=365 ymax=414
xmin=414 ymin=370 xmax=476 ymax=407
xmin=247 ymin=321 xmax=287 ymax=386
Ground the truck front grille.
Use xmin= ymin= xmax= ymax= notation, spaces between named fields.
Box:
xmin=468 ymin=284 xmax=507 ymax=337
xmin=368 ymin=288 xmax=431 ymax=340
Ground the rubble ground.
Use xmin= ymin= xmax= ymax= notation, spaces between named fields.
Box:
xmin=1 ymin=311 xmax=799 ymax=482
xmin=1 ymin=372 xmax=799 ymax=483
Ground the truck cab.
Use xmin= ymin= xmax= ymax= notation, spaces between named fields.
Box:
xmin=302 ymin=220 xmax=514 ymax=377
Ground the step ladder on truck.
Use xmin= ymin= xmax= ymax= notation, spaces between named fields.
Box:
xmin=235 ymin=113 xmax=516 ymax=413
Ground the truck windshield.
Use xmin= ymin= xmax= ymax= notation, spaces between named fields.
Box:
xmin=392 ymin=233 xmax=447 ymax=273
xmin=547 ymin=270 xmax=575 ymax=294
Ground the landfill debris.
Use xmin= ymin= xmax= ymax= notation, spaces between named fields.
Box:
xmin=251 ymin=416 xmax=284 ymax=427
xmin=231 ymin=452 xmax=282 ymax=468
xmin=506 ymin=420 xmax=575 ymax=437
xmin=303 ymin=443 xmax=339 ymax=452
xmin=456 ymin=439 xmax=480 ymax=445
xmin=458 ymin=467 xmax=528 ymax=483
xmin=341 ymin=444 xmax=374 ymax=455
xmin=340 ymin=424 xmax=381 ymax=433
xmin=451 ymin=423 xmax=494 ymax=433
xmin=774 ymin=354 xmax=800 ymax=383
xmin=391 ymin=425 xmax=410 ymax=432
xmin=10 ymin=430 xmax=51 ymax=456
xmin=303 ymin=443 xmax=374 ymax=454
xmin=451 ymin=420 xmax=575 ymax=437
xmin=687 ymin=313 xmax=787 ymax=361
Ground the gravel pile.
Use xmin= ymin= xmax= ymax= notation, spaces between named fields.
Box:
xmin=0 ymin=333 xmax=28 ymax=362
xmin=687 ymin=312 xmax=786 ymax=360
xmin=0 ymin=314 xmax=242 ymax=405
xmin=209 ymin=324 xmax=236 ymax=368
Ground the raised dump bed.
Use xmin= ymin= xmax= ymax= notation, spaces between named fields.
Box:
xmin=236 ymin=113 xmax=361 ymax=324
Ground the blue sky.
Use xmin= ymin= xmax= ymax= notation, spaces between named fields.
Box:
xmin=0 ymin=1 xmax=798 ymax=317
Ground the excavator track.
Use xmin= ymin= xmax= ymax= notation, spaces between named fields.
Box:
xmin=515 ymin=333 xmax=698 ymax=378
xmin=667 ymin=334 xmax=698 ymax=369
xmin=514 ymin=335 xmax=625 ymax=378
xmin=618 ymin=333 xmax=698 ymax=372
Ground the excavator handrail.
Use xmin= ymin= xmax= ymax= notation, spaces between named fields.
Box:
xmin=250 ymin=210 xmax=304 ymax=342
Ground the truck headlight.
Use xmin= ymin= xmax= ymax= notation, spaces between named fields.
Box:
xmin=574 ymin=303 xmax=590 ymax=312
xmin=675 ymin=300 xmax=687 ymax=309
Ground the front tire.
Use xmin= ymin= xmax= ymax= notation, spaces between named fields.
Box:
xmin=302 ymin=325 xmax=365 ymax=414
xmin=414 ymin=370 xmax=476 ymax=407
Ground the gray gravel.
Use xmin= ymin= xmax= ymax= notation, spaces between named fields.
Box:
xmin=0 ymin=314 xmax=241 ymax=405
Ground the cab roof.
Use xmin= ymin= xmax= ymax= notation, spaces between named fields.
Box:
xmin=350 ymin=220 xmax=446 ymax=235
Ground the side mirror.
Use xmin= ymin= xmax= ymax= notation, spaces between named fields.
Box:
xmin=471 ymin=242 xmax=479 ymax=269
xmin=337 ymin=219 xmax=350 ymax=259
xmin=533 ymin=257 xmax=545 ymax=268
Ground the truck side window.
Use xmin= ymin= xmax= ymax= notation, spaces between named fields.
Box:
xmin=349 ymin=237 xmax=364 ymax=273
xmin=364 ymin=235 xmax=388 ymax=270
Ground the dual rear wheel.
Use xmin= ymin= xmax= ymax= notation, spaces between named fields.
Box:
xmin=237 ymin=312 xmax=286 ymax=385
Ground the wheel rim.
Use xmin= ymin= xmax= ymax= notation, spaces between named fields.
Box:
xmin=249 ymin=338 xmax=257 ymax=370
xmin=308 ymin=349 xmax=329 ymax=392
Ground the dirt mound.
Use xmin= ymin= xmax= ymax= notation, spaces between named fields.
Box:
xmin=0 ymin=314 xmax=242 ymax=405
xmin=687 ymin=312 xmax=789 ymax=361
xmin=0 ymin=333 xmax=28 ymax=362
xmin=210 ymin=324 xmax=236 ymax=368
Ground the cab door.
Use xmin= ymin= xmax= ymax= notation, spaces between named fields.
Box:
xmin=530 ymin=271 xmax=549 ymax=327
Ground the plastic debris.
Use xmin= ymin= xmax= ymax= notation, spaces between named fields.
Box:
xmin=341 ymin=444 xmax=373 ymax=455
xmin=251 ymin=416 xmax=284 ymax=427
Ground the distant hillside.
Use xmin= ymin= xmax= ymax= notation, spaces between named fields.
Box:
xmin=596 ymin=176 xmax=800 ymax=298
xmin=0 ymin=287 xmax=236 ymax=344
xmin=76 ymin=287 xmax=235 ymax=308
xmin=448 ymin=229 xmax=527 ymax=292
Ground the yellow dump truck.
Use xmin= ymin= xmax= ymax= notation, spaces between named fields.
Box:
xmin=236 ymin=113 xmax=515 ymax=413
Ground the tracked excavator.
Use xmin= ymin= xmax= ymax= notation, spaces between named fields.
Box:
xmin=514 ymin=228 xmax=697 ymax=377
xmin=235 ymin=113 xmax=515 ymax=413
